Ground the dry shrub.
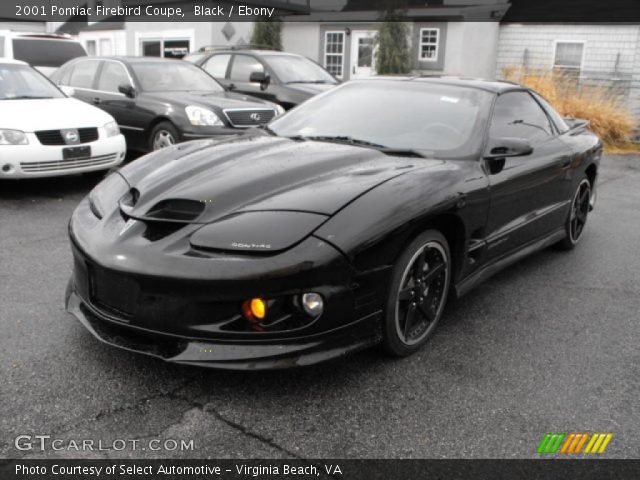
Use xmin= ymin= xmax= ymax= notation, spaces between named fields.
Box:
xmin=503 ymin=67 xmax=634 ymax=146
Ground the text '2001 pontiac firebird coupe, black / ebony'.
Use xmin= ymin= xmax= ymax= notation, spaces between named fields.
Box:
xmin=65 ymin=77 xmax=602 ymax=369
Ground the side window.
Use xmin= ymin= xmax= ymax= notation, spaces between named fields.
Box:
xmin=229 ymin=55 xmax=263 ymax=82
xmin=0 ymin=37 xmax=5 ymax=57
xmin=59 ymin=64 xmax=74 ymax=85
xmin=97 ymin=62 xmax=130 ymax=93
xmin=490 ymin=91 xmax=553 ymax=143
xmin=68 ymin=60 xmax=100 ymax=89
xmin=203 ymin=54 xmax=231 ymax=78
xmin=530 ymin=91 xmax=569 ymax=134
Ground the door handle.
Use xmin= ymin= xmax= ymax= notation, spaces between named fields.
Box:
xmin=92 ymin=97 xmax=101 ymax=105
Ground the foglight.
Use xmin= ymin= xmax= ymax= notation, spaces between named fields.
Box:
xmin=301 ymin=293 xmax=323 ymax=317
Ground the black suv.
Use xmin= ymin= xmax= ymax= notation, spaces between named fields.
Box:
xmin=184 ymin=46 xmax=338 ymax=110
xmin=50 ymin=56 xmax=283 ymax=152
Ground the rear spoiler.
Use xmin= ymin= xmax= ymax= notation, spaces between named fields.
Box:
xmin=564 ymin=117 xmax=590 ymax=132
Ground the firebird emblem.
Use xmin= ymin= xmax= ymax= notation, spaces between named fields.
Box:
xmin=250 ymin=113 xmax=261 ymax=122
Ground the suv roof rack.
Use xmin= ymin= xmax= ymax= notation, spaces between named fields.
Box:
xmin=197 ymin=44 xmax=281 ymax=53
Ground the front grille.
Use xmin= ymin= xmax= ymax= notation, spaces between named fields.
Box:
xmin=89 ymin=265 xmax=140 ymax=319
xmin=224 ymin=108 xmax=276 ymax=128
xmin=35 ymin=127 xmax=99 ymax=145
xmin=20 ymin=153 xmax=118 ymax=173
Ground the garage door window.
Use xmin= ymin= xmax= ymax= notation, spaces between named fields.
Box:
xmin=141 ymin=39 xmax=190 ymax=59
xmin=554 ymin=42 xmax=584 ymax=71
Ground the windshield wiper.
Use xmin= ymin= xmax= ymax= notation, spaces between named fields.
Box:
xmin=285 ymin=135 xmax=428 ymax=158
xmin=302 ymin=135 xmax=388 ymax=149
xmin=256 ymin=125 xmax=277 ymax=136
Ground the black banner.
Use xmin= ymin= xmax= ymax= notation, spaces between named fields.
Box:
xmin=2 ymin=459 xmax=640 ymax=480
xmin=1 ymin=0 xmax=640 ymax=23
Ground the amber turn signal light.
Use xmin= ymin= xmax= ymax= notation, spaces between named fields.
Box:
xmin=242 ymin=297 xmax=267 ymax=322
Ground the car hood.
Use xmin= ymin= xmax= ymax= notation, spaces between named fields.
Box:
xmin=285 ymin=82 xmax=336 ymax=95
xmin=119 ymin=133 xmax=439 ymax=224
xmin=0 ymin=97 xmax=114 ymax=132
xmin=142 ymin=90 xmax=277 ymax=110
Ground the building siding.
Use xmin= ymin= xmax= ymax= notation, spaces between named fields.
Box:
xmin=496 ymin=24 xmax=640 ymax=136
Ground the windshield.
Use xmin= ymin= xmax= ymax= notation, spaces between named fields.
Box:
xmin=267 ymin=55 xmax=337 ymax=84
xmin=270 ymin=81 xmax=492 ymax=159
xmin=131 ymin=61 xmax=224 ymax=92
xmin=12 ymin=38 xmax=86 ymax=68
xmin=0 ymin=63 xmax=65 ymax=100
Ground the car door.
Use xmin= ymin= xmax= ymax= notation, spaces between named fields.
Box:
xmin=65 ymin=59 xmax=101 ymax=106
xmin=484 ymin=90 xmax=573 ymax=261
xmin=94 ymin=60 xmax=142 ymax=147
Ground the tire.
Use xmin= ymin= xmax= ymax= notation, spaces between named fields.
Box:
xmin=557 ymin=176 xmax=591 ymax=251
xmin=149 ymin=121 xmax=180 ymax=151
xmin=382 ymin=230 xmax=451 ymax=357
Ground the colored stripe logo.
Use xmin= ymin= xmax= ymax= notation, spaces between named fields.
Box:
xmin=537 ymin=433 xmax=612 ymax=454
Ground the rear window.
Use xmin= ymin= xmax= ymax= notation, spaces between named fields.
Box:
xmin=12 ymin=38 xmax=86 ymax=68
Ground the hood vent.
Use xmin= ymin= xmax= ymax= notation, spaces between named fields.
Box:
xmin=145 ymin=199 xmax=205 ymax=222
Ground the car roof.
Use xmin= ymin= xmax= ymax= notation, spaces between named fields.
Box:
xmin=0 ymin=58 xmax=28 ymax=65
xmin=198 ymin=49 xmax=297 ymax=57
xmin=71 ymin=56 xmax=186 ymax=64
xmin=357 ymin=75 xmax=524 ymax=94
xmin=0 ymin=31 xmax=76 ymax=40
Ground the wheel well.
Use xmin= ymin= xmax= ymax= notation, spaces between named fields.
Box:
xmin=413 ymin=214 xmax=466 ymax=282
xmin=585 ymin=163 xmax=597 ymax=186
xmin=147 ymin=116 xmax=174 ymax=135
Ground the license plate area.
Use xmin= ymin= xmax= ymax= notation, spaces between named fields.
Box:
xmin=89 ymin=265 xmax=140 ymax=320
xmin=63 ymin=145 xmax=91 ymax=160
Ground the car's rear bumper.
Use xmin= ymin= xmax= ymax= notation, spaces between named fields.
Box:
xmin=0 ymin=134 xmax=126 ymax=178
xmin=65 ymin=286 xmax=381 ymax=370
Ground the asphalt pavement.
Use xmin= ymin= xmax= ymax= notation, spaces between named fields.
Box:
xmin=1 ymin=155 xmax=639 ymax=459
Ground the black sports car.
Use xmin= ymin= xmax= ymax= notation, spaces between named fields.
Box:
xmin=50 ymin=56 xmax=284 ymax=152
xmin=65 ymin=77 xmax=601 ymax=369
xmin=184 ymin=47 xmax=338 ymax=109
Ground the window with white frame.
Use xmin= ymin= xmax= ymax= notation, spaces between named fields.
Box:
xmin=553 ymin=41 xmax=584 ymax=71
xmin=324 ymin=31 xmax=345 ymax=78
xmin=419 ymin=28 xmax=439 ymax=62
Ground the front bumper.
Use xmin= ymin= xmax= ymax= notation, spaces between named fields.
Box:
xmin=66 ymin=285 xmax=381 ymax=370
xmin=0 ymin=134 xmax=126 ymax=178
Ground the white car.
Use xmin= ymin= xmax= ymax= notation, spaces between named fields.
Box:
xmin=0 ymin=59 xmax=126 ymax=178
xmin=0 ymin=31 xmax=87 ymax=77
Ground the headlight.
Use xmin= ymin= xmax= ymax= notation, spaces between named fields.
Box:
xmin=185 ymin=105 xmax=224 ymax=126
xmin=275 ymin=104 xmax=285 ymax=116
xmin=88 ymin=173 xmax=129 ymax=219
xmin=104 ymin=121 xmax=120 ymax=137
xmin=0 ymin=129 xmax=28 ymax=145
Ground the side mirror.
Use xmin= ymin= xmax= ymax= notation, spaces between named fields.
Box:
xmin=60 ymin=85 xmax=75 ymax=97
xmin=118 ymin=84 xmax=136 ymax=98
xmin=249 ymin=71 xmax=270 ymax=90
xmin=484 ymin=137 xmax=533 ymax=174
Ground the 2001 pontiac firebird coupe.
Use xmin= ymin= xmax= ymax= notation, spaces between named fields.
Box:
xmin=65 ymin=77 xmax=601 ymax=369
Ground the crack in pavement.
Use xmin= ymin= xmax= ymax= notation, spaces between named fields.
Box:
xmin=0 ymin=377 xmax=198 ymax=460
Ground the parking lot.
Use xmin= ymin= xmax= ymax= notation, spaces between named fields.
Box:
xmin=1 ymin=154 xmax=639 ymax=460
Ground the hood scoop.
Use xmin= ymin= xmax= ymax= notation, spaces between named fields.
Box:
xmin=139 ymin=199 xmax=205 ymax=223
